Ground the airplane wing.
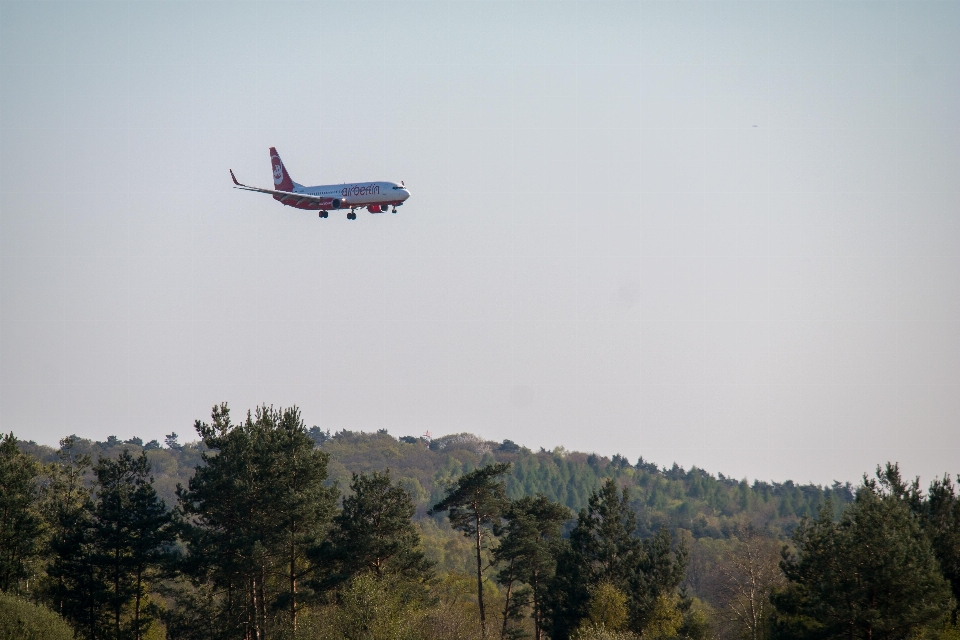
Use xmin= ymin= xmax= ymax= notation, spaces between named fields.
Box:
xmin=229 ymin=170 xmax=339 ymax=206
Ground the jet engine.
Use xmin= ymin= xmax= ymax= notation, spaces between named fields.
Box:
xmin=331 ymin=198 xmax=342 ymax=209
xmin=368 ymin=205 xmax=384 ymax=213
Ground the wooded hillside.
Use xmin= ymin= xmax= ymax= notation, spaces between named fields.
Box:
xmin=18 ymin=425 xmax=853 ymax=542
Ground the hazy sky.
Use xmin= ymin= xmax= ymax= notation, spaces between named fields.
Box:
xmin=2 ymin=1 xmax=958 ymax=485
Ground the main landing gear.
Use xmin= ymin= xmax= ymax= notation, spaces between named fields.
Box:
xmin=319 ymin=211 xmax=328 ymax=218
xmin=347 ymin=210 xmax=356 ymax=220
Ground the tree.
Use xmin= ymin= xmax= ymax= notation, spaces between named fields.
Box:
xmin=40 ymin=439 xmax=105 ymax=639
xmin=320 ymin=470 xmax=432 ymax=587
xmin=178 ymin=403 xmax=338 ymax=639
xmin=328 ymin=573 xmax=427 ymax=640
xmin=583 ymin=582 xmax=629 ymax=632
xmin=430 ymin=462 xmax=512 ymax=638
xmin=126 ymin=454 xmax=174 ymax=640
xmin=547 ymin=479 xmax=687 ymax=640
xmin=0 ymin=433 xmax=43 ymax=594
xmin=178 ymin=404 xmax=263 ymax=638
xmin=494 ymin=494 xmax=571 ymax=640
xmin=264 ymin=406 xmax=338 ymax=632
xmin=93 ymin=449 xmax=172 ymax=640
xmin=772 ymin=475 xmax=953 ymax=640
xmin=164 ymin=433 xmax=181 ymax=451
xmin=0 ymin=592 xmax=74 ymax=640
xmin=922 ymin=474 xmax=960 ymax=625
xmin=709 ymin=529 xmax=784 ymax=640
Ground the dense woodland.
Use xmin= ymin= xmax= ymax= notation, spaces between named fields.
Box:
xmin=1 ymin=403 xmax=959 ymax=640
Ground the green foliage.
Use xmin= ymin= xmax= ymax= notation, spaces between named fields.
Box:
xmin=0 ymin=592 xmax=73 ymax=640
xmin=430 ymin=462 xmax=512 ymax=637
xmin=903 ymin=468 xmax=960 ymax=625
xmin=323 ymin=574 xmax=428 ymax=640
xmin=585 ymin=582 xmax=630 ymax=631
xmin=176 ymin=403 xmax=338 ymax=637
xmin=40 ymin=441 xmax=105 ymax=638
xmin=772 ymin=473 xmax=954 ymax=640
xmin=319 ymin=469 xmax=434 ymax=586
xmin=0 ymin=433 xmax=43 ymax=594
xmin=548 ymin=479 xmax=688 ymax=640
xmin=18 ymin=429 xmax=855 ymax=543
xmin=93 ymin=448 xmax=173 ymax=639
xmin=10 ymin=419 xmax=960 ymax=640
xmin=494 ymin=494 xmax=571 ymax=640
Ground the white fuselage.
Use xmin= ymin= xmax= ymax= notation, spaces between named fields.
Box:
xmin=292 ymin=181 xmax=410 ymax=208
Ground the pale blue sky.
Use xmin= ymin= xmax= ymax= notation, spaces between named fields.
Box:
xmin=2 ymin=1 xmax=958 ymax=485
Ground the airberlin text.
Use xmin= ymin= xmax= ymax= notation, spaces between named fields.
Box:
xmin=341 ymin=185 xmax=380 ymax=197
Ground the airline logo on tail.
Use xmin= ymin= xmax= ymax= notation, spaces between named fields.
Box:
xmin=269 ymin=148 xmax=294 ymax=191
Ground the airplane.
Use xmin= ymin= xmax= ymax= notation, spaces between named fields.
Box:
xmin=230 ymin=147 xmax=410 ymax=220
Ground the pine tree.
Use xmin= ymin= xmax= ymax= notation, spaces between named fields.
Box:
xmin=923 ymin=474 xmax=960 ymax=624
xmin=430 ymin=462 xmax=512 ymax=638
xmin=773 ymin=477 xmax=953 ymax=640
xmin=0 ymin=433 xmax=43 ymax=594
xmin=41 ymin=439 xmax=107 ymax=639
xmin=126 ymin=455 xmax=173 ymax=640
xmin=178 ymin=403 xmax=338 ymax=639
xmin=93 ymin=449 xmax=172 ymax=640
xmin=179 ymin=404 xmax=271 ymax=638
xmin=546 ymin=478 xmax=687 ymax=640
xmin=493 ymin=494 xmax=570 ymax=640
xmin=320 ymin=470 xmax=432 ymax=587
xmin=265 ymin=406 xmax=338 ymax=632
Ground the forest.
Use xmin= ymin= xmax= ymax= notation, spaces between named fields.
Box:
xmin=1 ymin=403 xmax=958 ymax=640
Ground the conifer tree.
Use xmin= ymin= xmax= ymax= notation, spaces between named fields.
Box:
xmin=263 ymin=405 xmax=338 ymax=632
xmin=320 ymin=470 xmax=432 ymax=586
xmin=126 ymin=455 xmax=173 ymax=640
xmin=93 ymin=449 xmax=172 ymax=640
xmin=0 ymin=432 xmax=43 ymax=594
xmin=494 ymin=494 xmax=570 ymax=640
xmin=772 ymin=476 xmax=953 ymax=640
xmin=547 ymin=478 xmax=687 ymax=640
xmin=430 ymin=462 xmax=511 ymax=638
xmin=41 ymin=439 xmax=106 ymax=639
xmin=922 ymin=474 xmax=960 ymax=624
xmin=178 ymin=403 xmax=337 ymax=638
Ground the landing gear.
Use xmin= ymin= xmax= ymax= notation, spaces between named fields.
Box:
xmin=319 ymin=210 xmax=328 ymax=218
xmin=392 ymin=207 xmax=397 ymax=214
xmin=347 ymin=211 xmax=356 ymax=220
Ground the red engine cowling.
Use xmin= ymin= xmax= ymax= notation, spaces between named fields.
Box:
xmin=368 ymin=205 xmax=384 ymax=213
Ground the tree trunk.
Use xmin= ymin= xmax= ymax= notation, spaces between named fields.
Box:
xmin=476 ymin=512 xmax=486 ymax=638
xmin=501 ymin=577 xmax=514 ymax=640
xmin=135 ymin=566 xmax=143 ymax=640
xmin=290 ymin=538 xmax=298 ymax=632
xmin=258 ymin=564 xmax=267 ymax=639
xmin=115 ymin=546 xmax=122 ymax=640
xmin=532 ymin=570 xmax=542 ymax=640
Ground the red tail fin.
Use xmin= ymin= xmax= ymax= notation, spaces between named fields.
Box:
xmin=269 ymin=147 xmax=294 ymax=191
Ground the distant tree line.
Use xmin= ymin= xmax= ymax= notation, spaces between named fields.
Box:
xmin=1 ymin=406 xmax=959 ymax=640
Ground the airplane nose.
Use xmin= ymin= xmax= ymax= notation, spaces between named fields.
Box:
xmin=401 ymin=189 xmax=410 ymax=200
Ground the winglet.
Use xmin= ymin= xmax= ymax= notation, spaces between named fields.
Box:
xmin=230 ymin=169 xmax=240 ymax=186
